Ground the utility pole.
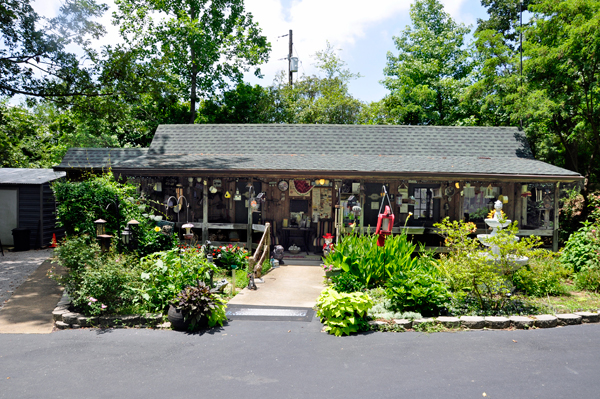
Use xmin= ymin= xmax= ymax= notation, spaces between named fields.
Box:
xmin=288 ymin=29 xmax=293 ymax=86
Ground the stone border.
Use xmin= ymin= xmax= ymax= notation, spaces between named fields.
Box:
xmin=52 ymin=292 xmax=166 ymax=330
xmin=368 ymin=311 xmax=600 ymax=332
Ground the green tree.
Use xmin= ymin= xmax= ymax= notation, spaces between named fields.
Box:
xmin=382 ymin=0 xmax=473 ymax=125
xmin=113 ymin=0 xmax=271 ymax=123
xmin=523 ymin=0 xmax=600 ymax=205
xmin=275 ymin=42 xmax=363 ymax=124
xmin=0 ymin=0 xmax=107 ymax=98
xmin=196 ymin=83 xmax=279 ymax=124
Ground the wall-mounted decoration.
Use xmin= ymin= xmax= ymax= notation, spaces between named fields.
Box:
xmin=290 ymin=180 xmax=313 ymax=196
xmin=213 ymin=179 xmax=222 ymax=187
xmin=278 ymin=180 xmax=288 ymax=192
xmin=312 ymin=188 xmax=332 ymax=219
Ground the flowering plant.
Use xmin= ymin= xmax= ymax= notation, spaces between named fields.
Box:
xmin=211 ymin=244 xmax=249 ymax=271
xmin=87 ymin=296 xmax=108 ymax=316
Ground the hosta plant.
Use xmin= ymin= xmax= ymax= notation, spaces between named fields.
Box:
xmin=316 ymin=288 xmax=373 ymax=336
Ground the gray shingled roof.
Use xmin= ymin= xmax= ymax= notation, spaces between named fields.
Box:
xmin=55 ymin=124 xmax=581 ymax=179
xmin=0 ymin=168 xmax=66 ymax=184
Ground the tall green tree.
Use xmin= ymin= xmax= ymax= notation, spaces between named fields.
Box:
xmin=0 ymin=0 xmax=107 ymax=98
xmin=382 ymin=0 xmax=473 ymax=125
xmin=524 ymin=0 xmax=600 ymax=202
xmin=197 ymin=83 xmax=279 ymax=124
xmin=113 ymin=0 xmax=271 ymax=123
xmin=275 ymin=42 xmax=363 ymax=124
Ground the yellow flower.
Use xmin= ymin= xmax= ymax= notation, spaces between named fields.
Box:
xmin=154 ymin=226 xmax=161 ymax=232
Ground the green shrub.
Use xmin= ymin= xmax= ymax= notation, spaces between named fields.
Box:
xmin=316 ymin=288 xmax=373 ymax=336
xmin=139 ymin=248 xmax=218 ymax=312
xmin=72 ymin=254 xmax=141 ymax=316
xmin=331 ymin=273 xmax=366 ymax=293
xmin=385 ymin=258 xmax=449 ymax=316
xmin=436 ymin=217 xmax=542 ymax=310
xmin=52 ymin=235 xmax=141 ymax=316
xmin=172 ymin=282 xmax=227 ymax=330
xmin=322 ymin=229 xmax=420 ymax=287
xmin=560 ymin=221 xmax=600 ymax=273
xmin=52 ymin=173 xmax=177 ymax=258
xmin=447 ymin=293 xmax=547 ymax=317
xmin=574 ymin=268 xmax=600 ymax=292
xmin=512 ymin=250 xmax=569 ymax=297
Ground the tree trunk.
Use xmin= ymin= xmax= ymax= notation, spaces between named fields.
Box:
xmin=190 ymin=58 xmax=197 ymax=124
xmin=189 ymin=5 xmax=198 ymax=124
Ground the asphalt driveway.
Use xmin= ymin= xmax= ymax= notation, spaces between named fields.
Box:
xmin=1 ymin=318 xmax=599 ymax=399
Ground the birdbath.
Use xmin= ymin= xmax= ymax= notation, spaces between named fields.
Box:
xmin=476 ymin=200 xmax=528 ymax=270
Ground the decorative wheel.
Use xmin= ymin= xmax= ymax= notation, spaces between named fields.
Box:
xmin=278 ymin=180 xmax=288 ymax=192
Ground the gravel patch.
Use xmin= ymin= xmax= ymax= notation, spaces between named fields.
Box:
xmin=0 ymin=249 xmax=53 ymax=310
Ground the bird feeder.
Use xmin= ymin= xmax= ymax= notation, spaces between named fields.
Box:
xmin=94 ymin=219 xmax=107 ymax=237
xmin=121 ymin=226 xmax=132 ymax=245
xmin=182 ymin=223 xmax=195 ymax=240
xmin=375 ymin=205 xmax=395 ymax=247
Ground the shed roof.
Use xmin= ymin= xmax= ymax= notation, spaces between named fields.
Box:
xmin=0 ymin=168 xmax=66 ymax=184
xmin=55 ymin=124 xmax=582 ymax=180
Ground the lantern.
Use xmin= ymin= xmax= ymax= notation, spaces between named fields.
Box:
xmin=182 ymin=223 xmax=194 ymax=240
xmin=94 ymin=219 xmax=107 ymax=237
xmin=375 ymin=205 xmax=395 ymax=247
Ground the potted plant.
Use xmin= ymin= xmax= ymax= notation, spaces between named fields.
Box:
xmin=168 ymin=281 xmax=227 ymax=332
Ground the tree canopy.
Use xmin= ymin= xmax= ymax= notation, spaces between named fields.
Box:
xmin=382 ymin=0 xmax=473 ymax=125
xmin=0 ymin=0 xmax=107 ymax=98
xmin=113 ymin=0 xmax=271 ymax=122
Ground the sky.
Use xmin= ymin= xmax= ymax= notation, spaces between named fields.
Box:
xmin=32 ymin=0 xmax=490 ymax=103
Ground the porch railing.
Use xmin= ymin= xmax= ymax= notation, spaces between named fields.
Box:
xmin=248 ymin=222 xmax=271 ymax=278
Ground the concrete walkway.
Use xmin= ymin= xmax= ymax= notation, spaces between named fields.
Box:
xmin=0 ymin=260 xmax=64 ymax=334
xmin=228 ymin=264 xmax=326 ymax=308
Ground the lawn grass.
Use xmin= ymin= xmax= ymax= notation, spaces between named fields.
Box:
xmin=529 ymin=285 xmax=600 ymax=313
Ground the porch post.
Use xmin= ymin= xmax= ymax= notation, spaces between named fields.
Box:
xmin=202 ymin=179 xmax=208 ymax=243
xmin=553 ymin=181 xmax=560 ymax=252
xmin=247 ymin=180 xmax=253 ymax=250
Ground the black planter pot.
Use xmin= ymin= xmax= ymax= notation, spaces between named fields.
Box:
xmin=167 ymin=305 xmax=189 ymax=331
xmin=167 ymin=305 xmax=209 ymax=332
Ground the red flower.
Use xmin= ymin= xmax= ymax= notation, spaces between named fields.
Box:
xmin=217 ymin=249 xmax=221 ymax=252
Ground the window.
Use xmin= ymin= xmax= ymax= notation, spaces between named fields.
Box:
xmin=414 ymin=187 xmax=433 ymax=220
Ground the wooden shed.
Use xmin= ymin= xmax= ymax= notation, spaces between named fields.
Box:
xmin=55 ymin=125 xmax=583 ymax=252
xmin=0 ymin=168 xmax=66 ymax=249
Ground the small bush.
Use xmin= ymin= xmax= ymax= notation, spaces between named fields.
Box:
xmin=331 ymin=273 xmax=366 ymax=293
xmin=447 ymin=293 xmax=546 ymax=317
xmin=574 ymin=268 xmax=600 ymax=292
xmin=385 ymin=258 xmax=449 ymax=316
xmin=139 ymin=248 xmax=218 ymax=312
xmin=52 ymin=236 xmax=141 ymax=316
xmin=560 ymin=221 xmax=600 ymax=272
xmin=72 ymin=254 xmax=141 ymax=316
xmin=512 ymin=250 xmax=569 ymax=297
xmin=316 ymin=288 xmax=373 ymax=336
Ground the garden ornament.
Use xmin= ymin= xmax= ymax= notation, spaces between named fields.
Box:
xmin=247 ymin=273 xmax=258 ymax=290
xmin=375 ymin=185 xmax=395 ymax=247
xmin=272 ymin=245 xmax=285 ymax=265
xmin=322 ymin=233 xmax=334 ymax=256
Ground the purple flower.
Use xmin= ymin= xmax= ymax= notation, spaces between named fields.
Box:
xmin=101 ymin=304 xmax=107 ymax=310
xmin=88 ymin=297 xmax=97 ymax=302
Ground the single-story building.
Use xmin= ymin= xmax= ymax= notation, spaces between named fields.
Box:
xmin=0 ymin=168 xmax=66 ymax=250
xmin=54 ymin=124 xmax=583 ymax=251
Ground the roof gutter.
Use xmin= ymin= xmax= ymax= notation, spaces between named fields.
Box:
xmin=55 ymin=166 xmax=583 ymax=183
